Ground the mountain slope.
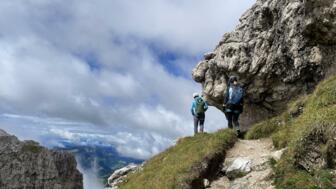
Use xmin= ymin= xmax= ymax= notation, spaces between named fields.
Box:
xmin=247 ymin=75 xmax=336 ymax=188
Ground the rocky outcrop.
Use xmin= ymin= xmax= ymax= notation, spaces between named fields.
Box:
xmin=223 ymin=157 xmax=252 ymax=180
xmin=192 ymin=0 xmax=336 ymax=129
xmin=105 ymin=163 xmax=140 ymax=189
xmin=294 ymin=123 xmax=336 ymax=173
xmin=0 ymin=129 xmax=83 ymax=189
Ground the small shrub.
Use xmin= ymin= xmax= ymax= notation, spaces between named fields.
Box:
xmin=22 ymin=143 xmax=43 ymax=153
xmin=245 ymin=117 xmax=281 ymax=139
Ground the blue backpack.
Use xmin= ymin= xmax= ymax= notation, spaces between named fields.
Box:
xmin=227 ymin=85 xmax=243 ymax=105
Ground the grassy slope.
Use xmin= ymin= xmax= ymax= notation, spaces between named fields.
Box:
xmin=246 ymin=75 xmax=336 ymax=189
xmin=119 ymin=129 xmax=237 ymax=189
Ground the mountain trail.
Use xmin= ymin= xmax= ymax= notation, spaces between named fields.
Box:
xmin=209 ymin=138 xmax=282 ymax=189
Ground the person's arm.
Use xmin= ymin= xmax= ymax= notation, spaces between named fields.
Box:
xmin=190 ymin=101 xmax=195 ymax=116
xmin=224 ymin=86 xmax=230 ymax=105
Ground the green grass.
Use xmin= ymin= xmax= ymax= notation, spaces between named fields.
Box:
xmin=118 ymin=129 xmax=237 ymax=189
xmin=245 ymin=95 xmax=308 ymax=141
xmin=245 ymin=116 xmax=284 ymax=140
xmin=22 ymin=142 xmax=43 ymax=153
xmin=246 ymin=75 xmax=336 ymax=189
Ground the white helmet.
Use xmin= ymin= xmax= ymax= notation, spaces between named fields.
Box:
xmin=193 ymin=93 xmax=200 ymax=98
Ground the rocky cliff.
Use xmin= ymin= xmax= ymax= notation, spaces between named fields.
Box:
xmin=0 ymin=129 xmax=83 ymax=189
xmin=192 ymin=0 xmax=336 ymax=129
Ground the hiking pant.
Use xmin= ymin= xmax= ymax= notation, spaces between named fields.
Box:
xmin=225 ymin=112 xmax=240 ymax=131
xmin=194 ymin=113 xmax=205 ymax=134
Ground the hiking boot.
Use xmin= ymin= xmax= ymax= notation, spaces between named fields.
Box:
xmin=236 ymin=130 xmax=241 ymax=137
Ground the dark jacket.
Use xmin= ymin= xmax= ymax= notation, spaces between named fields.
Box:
xmin=224 ymin=84 xmax=244 ymax=113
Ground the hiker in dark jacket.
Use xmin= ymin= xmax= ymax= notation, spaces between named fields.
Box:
xmin=191 ymin=93 xmax=208 ymax=135
xmin=223 ymin=76 xmax=244 ymax=136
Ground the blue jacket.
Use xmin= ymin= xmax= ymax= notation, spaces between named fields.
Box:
xmin=190 ymin=97 xmax=208 ymax=116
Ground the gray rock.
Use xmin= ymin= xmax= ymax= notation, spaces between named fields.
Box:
xmin=295 ymin=124 xmax=336 ymax=173
xmin=223 ymin=157 xmax=252 ymax=179
xmin=204 ymin=52 xmax=216 ymax=60
xmin=270 ymin=148 xmax=286 ymax=161
xmin=0 ymin=129 xmax=83 ymax=189
xmin=107 ymin=163 xmax=139 ymax=189
xmin=204 ymin=178 xmax=211 ymax=188
xmin=192 ymin=0 xmax=336 ymax=129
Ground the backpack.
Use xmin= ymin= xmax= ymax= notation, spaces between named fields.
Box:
xmin=227 ymin=85 xmax=243 ymax=105
xmin=195 ymin=97 xmax=205 ymax=114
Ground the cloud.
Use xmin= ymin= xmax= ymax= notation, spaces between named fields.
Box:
xmin=77 ymin=159 xmax=104 ymax=189
xmin=0 ymin=0 xmax=255 ymax=160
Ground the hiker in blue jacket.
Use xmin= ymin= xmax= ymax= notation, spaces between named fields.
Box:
xmin=223 ymin=76 xmax=244 ymax=136
xmin=191 ymin=93 xmax=208 ymax=135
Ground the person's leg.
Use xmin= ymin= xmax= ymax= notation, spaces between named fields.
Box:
xmin=194 ymin=116 xmax=199 ymax=135
xmin=199 ymin=117 xmax=205 ymax=133
xmin=233 ymin=113 xmax=240 ymax=135
xmin=225 ymin=112 xmax=233 ymax=129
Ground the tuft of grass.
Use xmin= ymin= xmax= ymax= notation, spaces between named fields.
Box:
xmin=245 ymin=116 xmax=283 ymax=140
xmin=227 ymin=171 xmax=248 ymax=180
xmin=118 ymin=129 xmax=237 ymax=189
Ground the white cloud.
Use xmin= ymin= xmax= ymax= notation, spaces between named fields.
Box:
xmin=77 ymin=160 xmax=104 ymax=189
xmin=0 ymin=0 xmax=255 ymax=161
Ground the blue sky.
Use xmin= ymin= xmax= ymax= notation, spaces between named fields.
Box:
xmin=0 ymin=0 xmax=254 ymax=163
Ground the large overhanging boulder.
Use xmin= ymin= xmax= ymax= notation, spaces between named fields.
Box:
xmin=192 ymin=0 xmax=336 ymax=129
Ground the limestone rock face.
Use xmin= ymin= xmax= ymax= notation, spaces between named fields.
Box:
xmin=192 ymin=0 xmax=336 ymax=129
xmin=294 ymin=124 xmax=336 ymax=173
xmin=0 ymin=129 xmax=83 ymax=189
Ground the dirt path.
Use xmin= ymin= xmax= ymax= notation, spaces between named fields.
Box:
xmin=209 ymin=138 xmax=281 ymax=189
